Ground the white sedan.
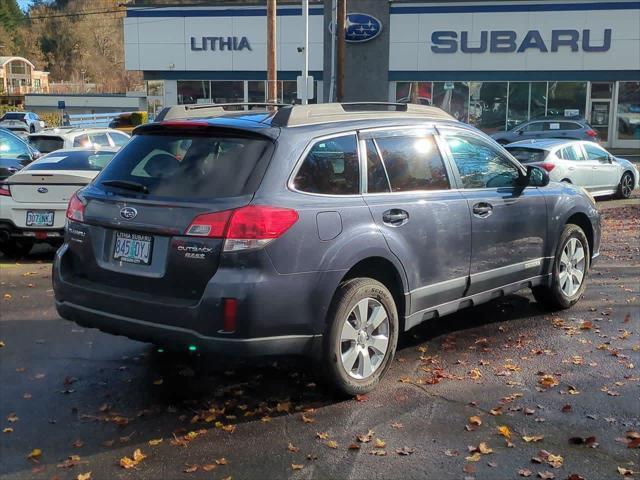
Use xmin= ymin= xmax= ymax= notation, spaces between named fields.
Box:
xmin=505 ymin=139 xmax=639 ymax=199
xmin=0 ymin=147 xmax=118 ymax=257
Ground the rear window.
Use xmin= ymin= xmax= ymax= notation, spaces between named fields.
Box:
xmin=96 ymin=132 xmax=273 ymax=199
xmin=506 ymin=147 xmax=549 ymax=163
xmin=29 ymin=136 xmax=64 ymax=154
xmin=25 ymin=150 xmax=116 ymax=171
xmin=1 ymin=113 xmax=26 ymax=121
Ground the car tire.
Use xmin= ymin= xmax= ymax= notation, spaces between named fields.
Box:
xmin=532 ymin=224 xmax=590 ymax=311
xmin=319 ymin=278 xmax=399 ymax=396
xmin=616 ymin=172 xmax=634 ymax=199
xmin=0 ymin=239 xmax=34 ymax=259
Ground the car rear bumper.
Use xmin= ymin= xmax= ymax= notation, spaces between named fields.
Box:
xmin=55 ymin=300 xmax=321 ymax=356
xmin=0 ymin=218 xmax=64 ymax=241
xmin=53 ymin=244 xmax=341 ymax=357
xmin=0 ymin=199 xmax=67 ymax=241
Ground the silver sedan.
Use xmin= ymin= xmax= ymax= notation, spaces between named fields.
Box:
xmin=505 ymin=139 xmax=638 ymax=199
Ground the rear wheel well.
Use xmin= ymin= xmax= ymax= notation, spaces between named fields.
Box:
xmin=566 ymin=213 xmax=594 ymax=259
xmin=561 ymin=178 xmax=572 ymax=183
xmin=340 ymin=257 xmax=406 ymax=324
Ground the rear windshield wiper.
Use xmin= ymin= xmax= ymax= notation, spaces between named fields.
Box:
xmin=101 ymin=179 xmax=149 ymax=194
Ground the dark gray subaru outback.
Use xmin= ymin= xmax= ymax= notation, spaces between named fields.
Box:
xmin=53 ymin=102 xmax=601 ymax=395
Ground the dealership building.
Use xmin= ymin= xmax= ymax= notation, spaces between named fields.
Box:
xmin=124 ymin=0 xmax=640 ymax=149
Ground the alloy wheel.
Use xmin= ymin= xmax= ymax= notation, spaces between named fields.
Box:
xmin=559 ymin=237 xmax=586 ymax=297
xmin=621 ymin=173 xmax=633 ymax=198
xmin=340 ymin=298 xmax=390 ymax=380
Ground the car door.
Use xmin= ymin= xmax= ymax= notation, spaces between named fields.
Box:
xmin=581 ymin=142 xmax=620 ymax=191
xmin=517 ymin=121 xmax=545 ymax=141
xmin=439 ymin=128 xmax=548 ymax=295
xmin=556 ymin=143 xmax=592 ymax=186
xmin=359 ymin=127 xmax=471 ymax=325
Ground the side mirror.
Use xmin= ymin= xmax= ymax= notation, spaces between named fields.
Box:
xmin=525 ymin=165 xmax=550 ymax=187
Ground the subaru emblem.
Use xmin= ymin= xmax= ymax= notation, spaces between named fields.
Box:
xmin=120 ymin=207 xmax=138 ymax=220
xmin=37 ymin=187 xmax=48 ymax=194
xmin=343 ymin=13 xmax=383 ymax=43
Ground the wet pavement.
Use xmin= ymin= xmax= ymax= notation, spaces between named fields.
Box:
xmin=0 ymin=199 xmax=638 ymax=480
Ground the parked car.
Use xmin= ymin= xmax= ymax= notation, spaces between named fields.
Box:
xmin=0 ymin=147 xmax=118 ymax=257
xmin=28 ymin=127 xmax=130 ymax=154
xmin=52 ymin=102 xmax=600 ymax=395
xmin=505 ymin=139 xmax=639 ymax=199
xmin=0 ymin=128 xmax=41 ymax=180
xmin=491 ymin=117 xmax=598 ymax=145
xmin=0 ymin=111 xmax=45 ymax=134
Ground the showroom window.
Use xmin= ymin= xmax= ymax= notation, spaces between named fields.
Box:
xmin=547 ymin=82 xmax=587 ymax=117
xmin=507 ymin=82 xmax=529 ymax=129
xmin=433 ymin=82 xmax=469 ymax=122
xmin=248 ymin=81 xmax=266 ymax=103
xmin=177 ymin=81 xmax=210 ymax=105
xmin=211 ymin=81 xmax=244 ymax=104
xmin=617 ymin=81 xmax=640 ymax=140
xmin=469 ymin=82 xmax=508 ymax=132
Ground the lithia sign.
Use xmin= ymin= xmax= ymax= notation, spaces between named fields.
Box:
xmin=190 ymin=36 xmax=252 ymax=51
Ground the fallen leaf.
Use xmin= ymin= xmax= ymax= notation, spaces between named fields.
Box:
xmin=148 ymin=438 xmax=163 ymax=446
xmin=391 ymin=422 xmax=404 ymax=429
xmin=326 ymin=440 xmax=338 ymax=449
xmin=519 ymin=469 xmax=532 ymax=477
xmin=497 ymin=425 xmax=512 ymax=440
xmin=316 ymin=432 xmax=329 ymax=440
xmin=276 ymin=402 xmax=291 ymax=413
xmin=72 ymin=439 xmax=84 ymax=448
xmin=546 ymin=453 xmax=563 ymax=468
xmin=466 ymin=452 xmax=481 ymax=462
xmin=301 ymin=414 xmax=315 ymax=424
xmin=396 ymin=446 xmax=415 ymax=456
xmin=76 ymin=473 xmax=91 ymax=480
xmin=374 ymin=438 xmax=386 ymax=449
xmin=287 ymin=442 xmax=300 ymax=453
xmin=469 ymin=415 xmax=482 ymax=426
xmin=369 ymin=449 xmax=387 ymax=456
xmin=539 ymin=374 xmax=559 ymax=388
xmin=357 ymin=429 xmax=375 ymax=443
xmin=291 ymin=464 xmax=304 ymax=470
xmin=215 ymin=457 xmax=228 ymax=465
xmin=490 ymin=407 xmax=503 ymax=416
xmin=538 ymin=472 xmax=555 ymax=479
xmin=27 ymin=448 xmax=42 ymax=460
xmin=355 ymin=394 xmax=368 ymax=402
xmin=562 ymin=404 xmax=572 ymax=413
xmin=348 ymin=443 xmax=360 ymax=450
xmin=522 ymin=435 xmax=544 ymax=443
xmin=7 ymin=413 xmax=18 ymax=423
xmin=153 ymin=378 xmax=163 ymax=385
xmin=184 ymin=464 xmax=198 ymax=473
xmin=566 ymin=475 xmax=586 ymax=480
xmin=478 ymin=442 xmax=493 ymax=454
xmin=444 ymin=449 xmax=459 ymax=457
xmin=3 ymin=427 xmax=13 ymax=433
xmin=618 ymin=466 xmax=635 ymax=476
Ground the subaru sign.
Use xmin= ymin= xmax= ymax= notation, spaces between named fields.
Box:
xmin=343 ymin=13 xmax=382 ymax=43
xmin=431 ymin=29 xmax=612 ymax=54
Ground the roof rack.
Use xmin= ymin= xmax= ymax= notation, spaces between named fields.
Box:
xmin=155 ymin=102 xmax=288 ymax=122
xmin=271 ymin=102 xmax=455 ymax=127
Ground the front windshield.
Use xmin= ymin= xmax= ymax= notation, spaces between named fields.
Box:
xmin=0 ymin=131 xmax=31 ymax=159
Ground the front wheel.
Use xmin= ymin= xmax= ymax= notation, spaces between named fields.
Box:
xmin=319 ymin=278 xmax=399 ymax=396
xmin=532 ymin=224 xmax=589 ymax=310
xmin=616 ymin=172 xmax=634 ymax=199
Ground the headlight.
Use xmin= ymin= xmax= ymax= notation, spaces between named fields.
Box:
xmin=579 ymin=187 xmax=596 ymax=206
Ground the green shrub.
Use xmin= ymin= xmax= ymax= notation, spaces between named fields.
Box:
xmin=130 ymin=111 xmax=148 ymax=126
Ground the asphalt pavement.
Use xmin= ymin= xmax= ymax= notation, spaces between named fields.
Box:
xmin=0 ymin=199 xmax=638 ymax=480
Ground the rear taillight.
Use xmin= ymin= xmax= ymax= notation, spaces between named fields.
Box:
xmin=186 ymin=205 xmax=299 ymax=252
xmin=586 ymin=129 xmax=598 ymax=138
xmin=66 ymin=193 xmax=85 ymax=222
xmin=0 ymin=184 xmax=10 ymax=197
xmin=539 ymin=162 xmax=556 ymax=172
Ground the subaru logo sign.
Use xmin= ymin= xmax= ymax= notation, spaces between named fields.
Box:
xmin=37 ymin=187 xmax=48 ymax=194
xmin=120 ymin=207 xmax=138 ymax=220
xmin=331 ymin=13 xmax=382 ymax=43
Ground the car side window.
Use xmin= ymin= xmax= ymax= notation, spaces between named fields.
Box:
xmin=544 ymin=122 xmax=562 ymax=131
xmin=519 ymin=122 xmax=543 ymax=132
xmin=443 ymin=133 xmax=521 ymax=189
xmin=583 ymin=143 xmax=609 ymax=162
xmin=293 ymin=134 xmax=360 ymax=195
xmin=73 ymin=134 xmax=90 ymax=148
xmin=560 ymin=122 xmax=581 ymax=131
xmin=373 ymin=134 xmax=449 ymax=192
xmin=89 ymin=133 xmax=110 ymax=148
xmin=109 ymin=132 xmax=129 ymax=147
xmin=365 ymin=139 xmax=390 ymax=193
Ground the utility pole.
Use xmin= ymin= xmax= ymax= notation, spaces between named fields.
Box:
xmin=336 ymin=0 xmax=346 ymax=102
xmin=301 ymin=0 xmax=309 ymax=104
xmin=267 ymin=0 xmax=278 ymax=105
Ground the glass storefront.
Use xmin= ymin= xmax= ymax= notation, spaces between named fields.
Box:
xmin=177 ymin=80 xmax=210 ymax=104
xmin=396 ymin=81 xmax=592 ymax=135
xmin=617 ymin=81 xmax=640 ymax=141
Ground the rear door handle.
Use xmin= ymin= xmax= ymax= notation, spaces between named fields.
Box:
xmin=382 ymin=209 xmax=409 ymax=226
xmin=472 ymin=202 xmax=493 ymax=218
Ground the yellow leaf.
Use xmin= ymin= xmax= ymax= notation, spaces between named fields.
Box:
xmin=291 ymin=464 xmax=304 ymax=470
xmin=215 ymin=457 xmax=228 ymax=465
xmin=3 ymin=294 xmax=12 ymax=300
xmin=497 ymin=425 xmax=511 ymax=440
xmin=326 ymin=440 xmax=338 ymax=449
xmin=301 ymin=414 xmax=315 ymax=423
xmin=469 ymin=416 xmax=482 ymax=426
xmin=522 ymin=435 xmax=544 ymax=443
xmin=478 ymin=442 xmax=493 ymax=454
xmin=539 ymin=374 xmax=559 ymax=388
xmin=546 ymin=453 xmax=563 ymax=468
xmin=132 ymin=449 xmax=146 ymax=462
xmin=77 ymin=473 xmax=92 ymax=480
xmin=119 ymin=456 xmax=137 ymax=469
xmin=0 ymin=340 xmax=4 ymax=347
xmin=374 ymin=438 xmax=386 ymax=448
xmin=3 ymin=427 xmax=13 ymax=433
xmin=465 ymin=452 xmax=481 ymax=462
xmin=27 ymin=448 xmax=42 ymax=459
xmin=276 ymin=402 xmax=291 ymax=413
xmin=316 ymin=432 xmax=329 ymax=440
xmin=148 ymin=438 xmax=163 ymax=446
xmin=222 ymin=424 xmax=236 ymax=433
xmin=287 ymin=442 xmax=300 ymax=453
xmin=202 ymin=464 xmax=216 ymax=472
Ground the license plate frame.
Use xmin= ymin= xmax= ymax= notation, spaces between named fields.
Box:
xmin=26 ymin=210 xmax=54 ymax=227
xmin=113 ymin=231 xmax=153 ymax=265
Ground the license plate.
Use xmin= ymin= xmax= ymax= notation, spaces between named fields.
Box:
xmin=113 ymin=231 xmax=153 ymax=265
xmin=26 ymin=210 xmax=54 ymax=227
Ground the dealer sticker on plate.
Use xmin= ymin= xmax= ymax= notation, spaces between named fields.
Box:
xmin=113 ymin=231 xmax=153 ymax=265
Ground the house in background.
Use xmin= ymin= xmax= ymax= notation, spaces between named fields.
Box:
xmin=0 ymin=56 xmax=50 ymax=106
